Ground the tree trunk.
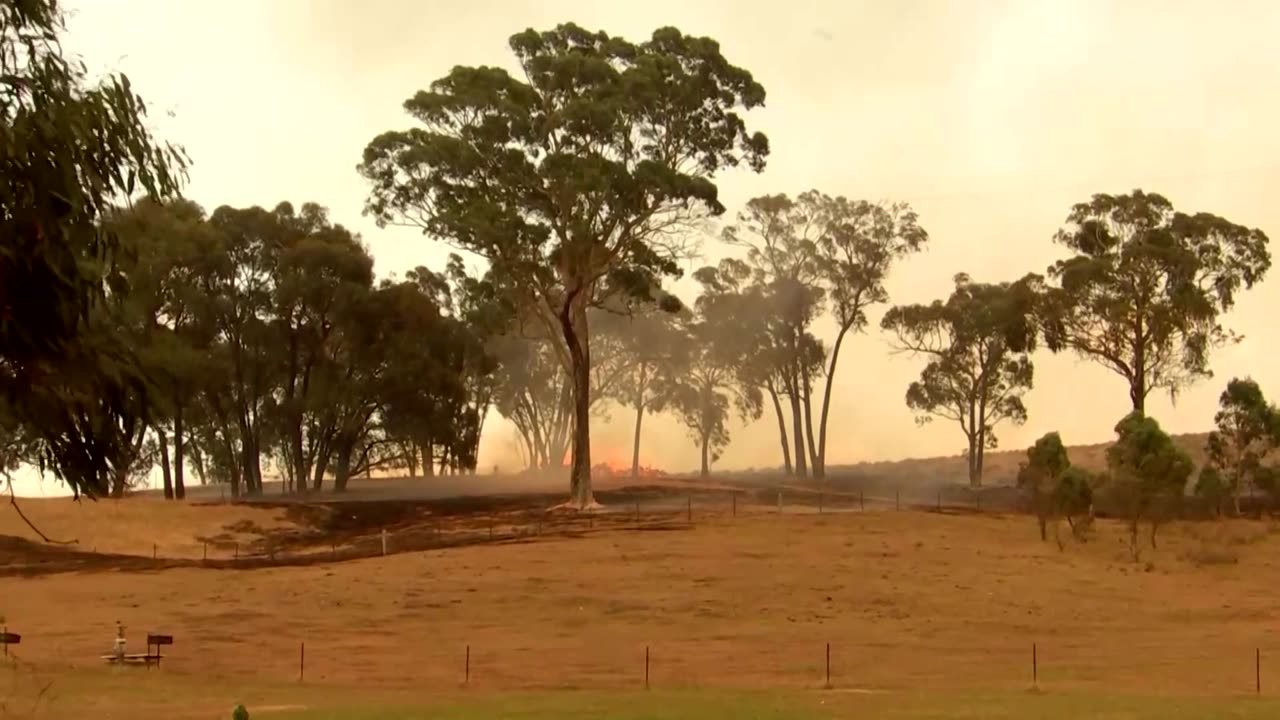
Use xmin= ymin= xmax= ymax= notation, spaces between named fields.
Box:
xmin=189 ymin=440 xmax=207 ymax=486
xmin=173 ymin=402 xmax=185 ymax=500
xmin=423 ymin=441 xmax=435 ymax=476
xmin=407 ymin=443 xmax=418 ymax=479
xmin=158 ymin=428 xmax=174 ymax=500
xmin=767 ymin=385 xmax=792 ymax=475
xmin=1130 ymin=332 xmax=1146 ymax=413
xmin=312 ymin=452 xmax=330 ymax=492
xmin=560 ymin=294 xmax=594 ymax=509
xmin=700 ymin=431 xmax=711 ymax=479
xmin=630 ymin=363 xmax=647 ymax=480
xmin=786 ymin=373 xmax=808 ymax=479
xmin=801 ymin=370 xmax=820 ymax=478
xmin=334 ymin=444 xmax=352 ymax=492
xmin=973 ymin=391 xmax=988 ymax=488
xmin=111 ymin=465 xmax=127 ymax=498
xmin=815 ymin=325 xmax=850 ymax=483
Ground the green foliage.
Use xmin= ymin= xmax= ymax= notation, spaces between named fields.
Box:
xmin=1041 ymin=190 xmax=1271 ymax=412
xmin=0 ymin=0 xmax=187 ymax=497
xmin=1203 ymin=377 xmax=1280 ymax=514
xmin=883 ymin=273 xmax=1042 ymax=487
xmin=1194 ymin=465 xmax=1230 ymax=517
xmin=1055 ymin=466 xmax=1095 ymax=523
xmin=1017 ymin=432 xmax=1094 ymax=545
xmin=232 ymin=704 xmax=249 ymax=720
xmin=718 ymin=191 xmax=927 ymax=479
xmin=1105 ymin=412 xmax=1193 ymax=557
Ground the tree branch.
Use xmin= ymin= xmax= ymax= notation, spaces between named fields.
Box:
xmin=5 ymin=478 xmax=78 ymax=546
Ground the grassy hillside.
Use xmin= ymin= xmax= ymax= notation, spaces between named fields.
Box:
xmin=820 ymin=432 xmax=1212 ymax=487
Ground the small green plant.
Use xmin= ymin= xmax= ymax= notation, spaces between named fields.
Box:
xmin=232 ymin=705 xmax=249 ymax=720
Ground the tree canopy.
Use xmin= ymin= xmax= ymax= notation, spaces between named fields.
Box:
xmin=882 ymin=272 xmax=1042 ymax=487
xmin=358 ymin=22 xmax=768 ymax=507
xmin=1041 ymin=190 xmax=1270 ymax=413
xmin=0 ymin=0 xmax=187 ymax=497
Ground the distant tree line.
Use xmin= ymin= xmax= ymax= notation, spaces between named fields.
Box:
xmin=1 ymin=4 xmax=1273 ymax=510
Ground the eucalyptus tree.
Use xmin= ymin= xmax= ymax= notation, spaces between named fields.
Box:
xmin=0 ymin=0 xmax=187 ymax=497
xmin=882 ymin=272 xmax=1042 ymax=487
xmin=1042 ymin=190 xmax=1270 ymax=413
xmin=358 ymin=23 xmax=768 ymax=507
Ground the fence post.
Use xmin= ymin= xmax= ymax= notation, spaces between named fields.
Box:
xmin=818 ymin=491 xmax=823 ymax=514
xmin=381 ymin=529 xmax=388 ymax=556
xmin=645 ymin=645 xmax=650 ymax=690
xmin=825 ymin=642 xmax=831 ymax=689
xmin=687 ymin=495 xmax=692 ymax=523
xmin=1032 ymin=642 xmax=1038 ymax=688
xmin=777 ymin=490 xmax=783 ymax=514
xmin=465 ymin=644 xmax=471 ymax=686
xmin=299 ymin=641 xmax=305 ymax=682
xmin=1258 ymin=648 xmax=1262 ymax=694
xmin=732 ymin=492 xmax=737 ymax=518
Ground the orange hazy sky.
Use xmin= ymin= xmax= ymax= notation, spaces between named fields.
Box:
xmin=14 ymin=0 xmax=1280 ymax=494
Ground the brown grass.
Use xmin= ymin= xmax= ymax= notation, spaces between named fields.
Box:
xmin=0 ymin=496 xmax=294 ymax=558
xmin=4 ymin=500 xmax=1280 ymax=708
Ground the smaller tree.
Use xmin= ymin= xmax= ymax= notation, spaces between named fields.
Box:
xmin=1203 ymin=377 xmax=1280 ymax=515
xmin=1017 ymin=432 xmax=1070 ymax=542
xmin=661 ymin=318 xmax=760 ymax=479
xmin=1194 ymin=466 xmax=1230 ymax=518
xmin=1104 ymin=412 xmax=1192 ymax=559
xmin=1055 ymin=466 xmax=1095 ymax=541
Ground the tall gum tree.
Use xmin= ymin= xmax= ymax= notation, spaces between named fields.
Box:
xmin=358 ymin=23 xmax=768 ymax=508
xmin=882 ymin=272 xmax=1042 ymax=487
xmin=1042 ymin=190 xmax=1270 ymax=413
xmin=721 ymin=191 xmax=927 ymax=479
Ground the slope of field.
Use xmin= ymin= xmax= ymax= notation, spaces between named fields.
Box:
xmin=817 ymin=432 xmax=1211 ymax=488
xmin=4 ymin=507 xmax=1279 ymax=719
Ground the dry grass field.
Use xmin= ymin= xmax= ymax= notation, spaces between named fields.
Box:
xmin=3 ymin=482 xmax=1280 ymax=718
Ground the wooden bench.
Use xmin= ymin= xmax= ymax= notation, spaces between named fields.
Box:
xmin=101 ymin=633 xmax=173 ymax=668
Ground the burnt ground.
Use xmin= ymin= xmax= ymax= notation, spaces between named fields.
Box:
xmin=0 ymin=484 xmax=735 ymax=578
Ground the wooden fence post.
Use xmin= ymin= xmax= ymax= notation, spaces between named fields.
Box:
xmin=465 ymin=644 xmax=471 ymax=686
xmin=645 ymin=645 xmax=650 ymax=690
xmin=381 ymin=529 xmax=388 ymax=556
xmin=825 ymin=642 xmax=831 ymax=689
xmin=1032 ymin=642 xmax=1038 ymax=688
xmin=299 ymin=642 xmax=305 ymax=682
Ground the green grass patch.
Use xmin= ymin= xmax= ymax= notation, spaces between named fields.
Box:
xmin=267 ymin=689 xmax=1280 ymax=720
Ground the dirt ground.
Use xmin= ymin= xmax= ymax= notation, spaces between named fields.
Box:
xmin=4 ymin=497 xmax=1279 ymax=710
